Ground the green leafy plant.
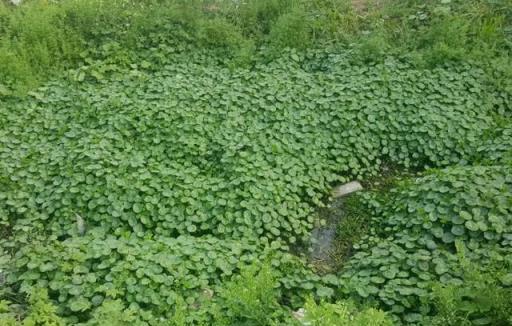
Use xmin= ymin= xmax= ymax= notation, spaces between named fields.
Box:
xmin=214 ymin=263 xmax=285 ymax=325
xmin=2 ymin=36 xmax=511 ymax=322
xmin=1 ymin=1 xmax=511 ymax=325
xmin=340 ymin=165 xmax=512 ymax=322
xmin=427 ymin=242 xmax=512 ymax=326
xmin=269 ymin=6 xmax=312 ymax=49
xmin=80 ymin=299 xmax=137 ymax=326
xmin=303 ymin=297 xmax=393 ymax=326
xmin=0 ymin=288 xmax=64 ymax=326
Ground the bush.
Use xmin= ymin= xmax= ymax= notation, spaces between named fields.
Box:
xmin=0 ymin=0 xmax=206 ymax=94
xmin=79 ymin=300 xmax=139 ymax=326
xmin=0 ymin=1 xmax=83 ymax=93
xmin=196 ymin=17 xmax=255 ymax=66
xmin=354 ymin=33 xmax=389 ymax=63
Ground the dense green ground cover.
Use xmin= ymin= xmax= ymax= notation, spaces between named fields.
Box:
xmin=1 ymin=0 xmax=512 ymax=325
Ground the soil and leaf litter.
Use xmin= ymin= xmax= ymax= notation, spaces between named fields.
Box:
xmin=1 ymin=0 xmax=512 ymax=325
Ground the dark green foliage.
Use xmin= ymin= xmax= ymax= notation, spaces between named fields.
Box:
xmin=7 ymin=229 xmax=329 ymax=323
xmin=429 ymin=261 xmax=512 ymax=326
xmin=1 ymin=37 xmax=511 ymax=322
xmin=340 ymin=165 xmax=512 ymax=323
xmin=12 ymin=232 xmax=258 ymax=320
xmin=0 ymin=49 xmax=502 ymax=247
xmin=1 ymin=1 xmax=512 ymax=325
xmin=476 ymin=124 xmax=512 ymax=164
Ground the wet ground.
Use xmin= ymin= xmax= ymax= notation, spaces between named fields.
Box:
xmin=308 ymin=198 xmax=346 ymax=273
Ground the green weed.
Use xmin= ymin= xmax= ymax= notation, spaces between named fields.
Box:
xmin=0 ymin=289 xmax=64 ymax=326
xmin=215 ymin=263 xmax=283 ymax=325
xmin=427 ymin=242 xmax=512 ymax=325
xmin=303 ymin=296 xmax=394 ymax=326
xmin=269 ymin=6 xmax=312 ymax=49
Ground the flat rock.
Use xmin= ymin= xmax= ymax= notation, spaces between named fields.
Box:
xmin=332 ymin=181 xmax=363 ymax=198
xmin=292 ymin=308 xmax=305 ymax=321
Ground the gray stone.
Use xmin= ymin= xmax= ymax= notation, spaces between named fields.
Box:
xmin=292 ymin=308 xmax=305 ymax=321
xmin=76 ymin=213 xmax=86 ymax=236
xmin=332 ymin=181 xmax=363 ymax=198
xmin=10 ymin=0 xmax=22 ymax=5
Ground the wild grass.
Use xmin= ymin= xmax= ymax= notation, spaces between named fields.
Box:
xmin=0 ymin=0 xmax=510 ymax=93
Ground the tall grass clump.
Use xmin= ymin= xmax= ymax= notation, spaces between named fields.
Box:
xmin=224 ymin=0 xmax=300 ymax=37
xmin=0 ymin=1 xmax=83 ymax=93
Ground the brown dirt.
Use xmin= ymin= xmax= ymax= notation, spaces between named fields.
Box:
xmin=352 ymin=0 xmax=368 ymax=13
xmin=352 ymin=0 xmax=385 ymax=14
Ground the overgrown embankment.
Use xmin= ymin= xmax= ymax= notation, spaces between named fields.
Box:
xmin=1 ymin=1 xmax=512 ymax=325
xmin=1 ymin=0 xmax=511 ymax=94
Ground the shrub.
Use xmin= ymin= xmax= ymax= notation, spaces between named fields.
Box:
xmin=0 ymin=1 xmax=83 ymax=94
xmin=353 ymin=32 xmax=389 ymax=63
xmin=418 ymin=16 xmax=470 ymax=65
xmin=79 ymin=300 xmax=138 ymax=326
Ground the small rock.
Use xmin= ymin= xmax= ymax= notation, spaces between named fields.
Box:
xmin=292 ymin=308 xmax=305 ymax=321
xmin=10 ymin=0 xmax=22 ymax=5
xmin=76 ymin=213 xmax=86 ymax=236
xmin=332 ymin=181 xmax=363 ymax=198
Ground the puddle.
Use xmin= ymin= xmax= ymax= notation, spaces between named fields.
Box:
xmin=308 ymin=198 xmax=344 ymax=270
